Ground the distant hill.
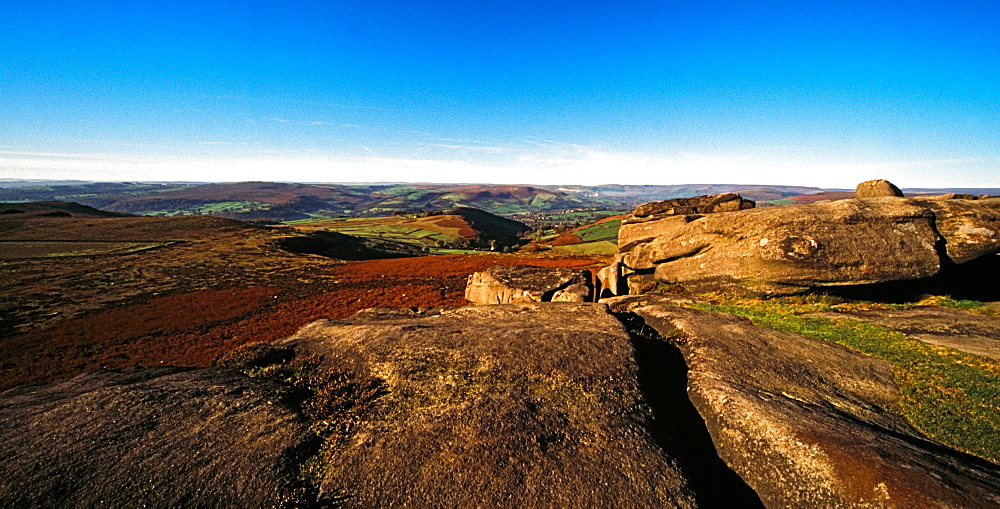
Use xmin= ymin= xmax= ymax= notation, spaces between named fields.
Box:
xmin=541 ymin=215 xmax=626 ymax=256
xmin=2 ymin=180 xmax=997 ymax=221
xmin=545 ymin=184 xmax=825 ymax=206
xmin=0 ymin=201 xmax=133 ymax=218
xmin=289 ymin=207 xmax=529 ymax=253
xmin=0 ymin=182 xmax=602 ymax=221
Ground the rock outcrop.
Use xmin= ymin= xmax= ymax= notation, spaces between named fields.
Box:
xmin=632 ymin=305 xmax=1000 ymax=507
xmin=611 ymin=194 xmax=1000 ymax=296
xmin=619 ymin=193 xmax=755 ymax=249
xmin=465 ymin=265 xmax=593 ymax=304
xmin=277 ymin=304 xmax=702 ymax=507
xmin=0 ymin=367 xmax=316 ymax=507
xmin=631 ymin=192 xmax=756 ymax=219
xmin=918 ymin=198 xmax=1000 ymax=263
xmin=856 ymin=179 xmax=904 ymax=198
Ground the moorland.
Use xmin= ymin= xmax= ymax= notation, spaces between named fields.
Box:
xmin=1 ymin=179 xmax=999 ymax=507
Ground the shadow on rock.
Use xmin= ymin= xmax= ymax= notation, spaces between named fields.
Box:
xmin=823 ymin=253 xmax=1000 ymax=303
xmin=618 ymin=313 xmax=764 ymax=508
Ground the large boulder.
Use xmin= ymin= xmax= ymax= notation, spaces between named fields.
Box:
xmin=615 ymin=196 xmax=1000 ymax=295
xmin=620 ymin=193 xmax=755 ymax=249
xmin=465 ymin=265 xmax=593 ymax=304
xmin=0 ymin=367 xmax=316 ymax=507
xmin=277 ymin=304 xmax=701 ymax=507
xmin=633 ymin=305 xmax=1000 ymax=507
xmin=856 ymin=179 xmax=904 ymax=198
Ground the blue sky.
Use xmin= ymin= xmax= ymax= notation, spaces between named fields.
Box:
xmin=1 ymin=0 xmax=998 ymax=187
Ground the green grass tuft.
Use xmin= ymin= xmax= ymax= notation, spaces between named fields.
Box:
xmin=691 ymin=298 xmax=1000 ymax=463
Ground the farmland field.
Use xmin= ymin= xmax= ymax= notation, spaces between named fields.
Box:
xmin=291 ymin=215 xmax=473 ymax=246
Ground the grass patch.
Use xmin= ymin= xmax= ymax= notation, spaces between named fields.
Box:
xmin=573 ymin=218 xmax=622 ymax=242
xmin=690 ymin=296 xmax=1000 ymax=462
xmin=912 ymin=295 xmax=1000 ymax=317
xmin=551 ymin=241 xmax=619 ymax=255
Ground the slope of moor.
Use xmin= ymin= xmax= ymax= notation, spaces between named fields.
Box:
xmin=0 ymin=208 xmax=607 ymax=391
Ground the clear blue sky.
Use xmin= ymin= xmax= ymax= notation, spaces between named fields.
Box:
xmin=2 ymin=0 xmax=998 ymax=187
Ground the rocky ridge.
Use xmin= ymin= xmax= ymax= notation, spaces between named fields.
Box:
xmin=275 ymin=304 xmax=705 ymax=507
xmin=605 ymin=181 xmax=1000 ymax=296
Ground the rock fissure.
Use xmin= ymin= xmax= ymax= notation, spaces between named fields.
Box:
xmin=653 ymin=244 xmax=709 ymax=265
xmin=628 ymin=303 xmax=1000 ymax=507
xmin=614 ymin=311 xmax=765 ymax=508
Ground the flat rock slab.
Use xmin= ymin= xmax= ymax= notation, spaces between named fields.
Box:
xmin=633 ymin=305 xmax=1000 ymax=507
xmin=279 ymin=303 xmax=696 ymax=507
xmin=806 ymin=306 xmax=1000 ymax=359
xmin=0 ymin=367 xmax=315 ymax=507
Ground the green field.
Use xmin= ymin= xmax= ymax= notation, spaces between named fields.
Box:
xmin=140 ymin=201 xmax=269 ymax=216
xmin=573 ymin=218 xmax=622 ymax=242
xmin=287 ymin=215 xmax=475 ymax=250
xmin=551 ymin=240 xmax=619 ymax=256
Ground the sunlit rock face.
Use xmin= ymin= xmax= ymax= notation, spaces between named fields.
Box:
xmin=279 ymin=304 xmax=702 ymax=507
xmin=465 ymin=265 xmax=593 ymax=304
xmin=855 ymin=179 xmax=904 ymax=198
xmin=610 ymin=189 xmax=1000 ymax=296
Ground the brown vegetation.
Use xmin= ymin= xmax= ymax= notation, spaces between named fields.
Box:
xmin=0 ymin=212 xmax=606 ymax=391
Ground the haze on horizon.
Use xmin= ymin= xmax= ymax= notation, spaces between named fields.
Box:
xmin=1 ymin=1 xmax=998 ymax=189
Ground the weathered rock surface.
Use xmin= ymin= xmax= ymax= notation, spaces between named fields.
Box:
xmin=616 ymin=196 xmax=1000 ymax=295
xmin=633 ymin=305 xmax=1000 ymax=507
xmin=620 ymin=193 xmax=755 ymax=249
xmin=465 ymin=264 xmax=593 ymax=304
xmin=631 ymin=192 xmax=756 ymax=219
xmin=856 ymin=179 xmax=904 ymax=198
xmin=597 ymin=261 xmax=626 ymax=297
xmin=807 ymin=306 xmax=1000 ymax=359
xmin=0 ymin=367 xmax=315 ymax=507
xmin=277 ymin=304 xmax=700 ymax=507
xmin=915 ymin=198 xmax=1000 ymax=264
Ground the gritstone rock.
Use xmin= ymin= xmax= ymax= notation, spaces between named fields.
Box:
xmin=631 ymin=193 xmax=756 ymax=220
xmin=633 ymin=305 xmax=1000 ymax=508
xmin=277 ymin=304 xmax=698 ymax=507
xmin=613 ymin=196 xmax=1000 ymax=295
xmin=619 ymin=193 xmax=756 ymax=249
xmin=0 ymin=367 xmax=316 ymax=507
xmin=465 ymin=265 xmax=593 ymax=304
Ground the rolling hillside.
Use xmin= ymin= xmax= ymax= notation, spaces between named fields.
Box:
xmin=288 ymin=206 xmax=530 ymax=253
xmin=4 ymin=180 xmax=997 ymax=222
